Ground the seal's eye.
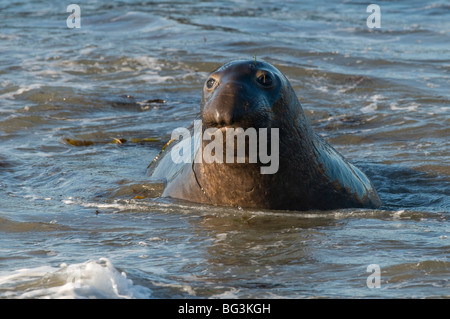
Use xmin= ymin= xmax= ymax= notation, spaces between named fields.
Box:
xmin=256 ymin=73 xmax=273 ymax=87
xmin=206 ymin=78 xmax=216 ymax=89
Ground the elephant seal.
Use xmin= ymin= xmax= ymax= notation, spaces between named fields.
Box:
xmin=149 ymin=60 xmax=381 ymax=210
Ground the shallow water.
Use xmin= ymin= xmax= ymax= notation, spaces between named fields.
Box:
xmin=0 ymin=0 xmax=449 ymax=298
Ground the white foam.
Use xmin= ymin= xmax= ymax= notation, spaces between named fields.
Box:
xmin=0 ymin=84 xmax=43 ymax=100
xmin=211 ymin=287 xmax=240 ymax=299
xmin=390 ymin=102 xmax=419 ymax=112
xmin=361 ymin=103 xmax=377 ymax=113
xmin=0 ymin=258 xmax=152 ymax=299
xmin=361 ymin=94 xmax=385 ymax=113
xmin=133 ymin=56 xmax=163 ymax=71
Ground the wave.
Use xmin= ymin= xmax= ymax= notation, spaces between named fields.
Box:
xmin=72 ymin=196 xmax=447 ymax=221
xmin=0 ymin=258 xmax=152 ymax=299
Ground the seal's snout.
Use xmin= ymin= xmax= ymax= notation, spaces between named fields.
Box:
xmin=202 ymin=82 xmax=249 ymax=128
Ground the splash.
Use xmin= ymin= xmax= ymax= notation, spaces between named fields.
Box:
xmin=0 ymin=258 xmax=152 ymax=299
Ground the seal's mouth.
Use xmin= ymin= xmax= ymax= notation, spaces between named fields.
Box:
xmin=203 ymin=122 xmax=262 ymax=134
xmin=206 ymin=123 xmax=244 ymax=131
xmin=202 ymin=109 xmax=264 ymax=131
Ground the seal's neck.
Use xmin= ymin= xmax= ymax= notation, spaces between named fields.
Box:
xmin=194 ymin=161 xmax=273 ymax=208
xmin=192 ymin=124 xmax=321 ymax=209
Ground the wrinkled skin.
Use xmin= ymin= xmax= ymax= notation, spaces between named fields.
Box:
xmin=150 ymin=60 xmax=382 ymax=210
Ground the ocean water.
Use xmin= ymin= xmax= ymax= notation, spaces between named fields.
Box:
xmin=0 ymin=0 xmax=449 ymax=299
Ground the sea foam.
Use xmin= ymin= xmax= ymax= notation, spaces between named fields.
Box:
xmin=0 ymin=258 xmax=152 ymax=299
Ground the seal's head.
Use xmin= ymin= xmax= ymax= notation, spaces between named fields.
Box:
xmin=201 ymin=60 xmax=298 ymax=130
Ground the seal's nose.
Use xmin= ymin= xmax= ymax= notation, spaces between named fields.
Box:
xmin=202 ymin=82 xmax=248 ymax=128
